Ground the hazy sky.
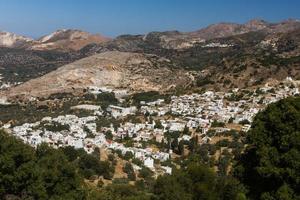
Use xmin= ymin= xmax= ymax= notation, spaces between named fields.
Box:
xmin=0 ymin=0 xmax=299 ymax=38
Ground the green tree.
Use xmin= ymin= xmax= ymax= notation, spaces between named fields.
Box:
xmin=123 ymin=163 xmax=136 ymax=181
xmin=104 ymin=130 xmax=113 ymax=140
xmin=188 ymin=136 xmax=198 ymax=153
xmin=123 ymin=151 xmax=134 ymax=161
xmin=0 ymin=131 xmax=86 ymax=199
xmin=183 ymin=125 xmax=190 ymax=135
xmin=154 ymin=174 xmax=192 ymax=200
xmin=178 ymin=140 xmax=185 ymax=155
xmin=211 ymin=120 xmax=225 ymax=127
xmin=77 ymin=153 xmax=112 ymax=179
xmin=234 ymin=97 xmax=300 ymax=199
xmin=139 ymin=167 xmax=153 ymax=180
xmin=154 ymin=120 xmax=163 ymax=129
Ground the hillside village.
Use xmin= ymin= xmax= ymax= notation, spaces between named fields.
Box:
xmin=1 ymin=77 xmax=299 ymax=177
xmin=0 ymin=1 xmax=300 ymax=197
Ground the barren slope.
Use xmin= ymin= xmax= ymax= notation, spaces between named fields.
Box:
xmin=30 ymin=29 xmax=110 ymax=51
xmin=2 ymin=51 xmax=192 ymax=101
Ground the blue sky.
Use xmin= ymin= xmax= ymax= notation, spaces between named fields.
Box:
xmin=0 ymin=0 xmax=299 ymax=38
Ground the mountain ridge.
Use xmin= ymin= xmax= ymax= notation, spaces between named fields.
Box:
xmin=1 ymin=18 xmax=300 ymax=101
xmin=0 ymin=29 xmax=110 ymax=51
xmin=1 ymin=19 xmax=299 ymax=51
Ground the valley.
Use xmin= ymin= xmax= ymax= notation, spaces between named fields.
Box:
xmin=0 ymin=17 xmax=300 ymax=200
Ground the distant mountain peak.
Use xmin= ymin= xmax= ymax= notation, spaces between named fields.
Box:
xmin=31 ymin=29 xmax=111 ymax=51
xmin=244 ymin=19 xmax=269 ymax=31
xmin=246 ymin=19 xmax=268 ymax=24
xmin=38 ymin=29 xmax=106 ymax=42
xmin=0 ymin=29 xmax=110 ymax=51
xmin=188 ymin=18 xmax=300 ymax=41
xmin=0 ymin=31 xmax=33 ymax=48
xmin=245 ymin=19 xmax=268 ymax=26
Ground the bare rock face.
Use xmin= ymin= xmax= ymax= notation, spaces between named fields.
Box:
xmin=2 ymin=51 xmax=192 ymax=101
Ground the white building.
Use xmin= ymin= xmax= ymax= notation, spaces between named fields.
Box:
xmin=161 ymin=166 xmax=172 ymax=174
xmin=107 ymin=105 xmax=137 ymax=118
xmin=144 ymin=157 xmax=154 ymax=169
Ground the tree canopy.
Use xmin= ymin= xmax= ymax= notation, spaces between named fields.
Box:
xmin=0 ymin=131 xmax=86 ymax=200
xmin=234 ymin=97 xmax=300 ymax=200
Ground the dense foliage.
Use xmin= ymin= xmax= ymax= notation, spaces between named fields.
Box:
xmin=0 ymin=129 xmax=245 ymax=200
xmin=61 ymin=146 xmax=114 ymax=180
xmin=234 ymin=97 xmax=300 ymax=199
xmin=0 ymin=131 xmax=86 ymax=199
xmin=153 ymin=164 xmax=246 ymax=200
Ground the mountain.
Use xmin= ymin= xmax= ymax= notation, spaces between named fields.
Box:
xmin=0 ymin=30 xmax=110 ymax=85
xmin=146 ymin=28 xmax=300 ymax=89
xmin=0 ymin=29 xmax=110 ymax=52
xmin=2 ymin=51 xmax=192 ymax=101
xmin=2 ymin=19 xmax=299 ymax=52
xmin=79 ymin=19 xmax=300 ymax=90
xmin=179 ymin=19 xmax=300 ymax=48
xmin=1 ymin=18 xmax=300 ymax=100
xmin=188 ymin=19 xmax=271 ymax=40
xmin=80 ymin=19 xmax=300 ymax=54
xmin=198 ymin=28 xmax=300 ymax=89
xmin=30 ymin=29 xmax=110 ymax=51
xmin=0 ymin=31 xmax=33 ymax=48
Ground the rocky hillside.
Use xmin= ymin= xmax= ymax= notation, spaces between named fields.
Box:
xmin=2 ymin=51 xmax=192 ymax=101
xmin=0 ymin=30 xmax=109 ymax=85
xmin=81 ymin=19 xmax=300 ymax=52
xmin=188 ymin=19 xmax=300 ymax=40
xmin=80 ymin=19 xmax=300 ymax=89
xmin=0 ymin=29 xmax=109 ymax=52
xmin=196 ymin=29 xmax=300 ymax=89
xmin=81 ymin=19 xmax=300 ymax=53
xmin=30 ymin=29 xmax=110 ymax=51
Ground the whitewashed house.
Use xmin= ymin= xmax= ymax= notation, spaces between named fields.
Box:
xmin=144 ymin=157 xmax=154 ymax=169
